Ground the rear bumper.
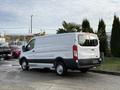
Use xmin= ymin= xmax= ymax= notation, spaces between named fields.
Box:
xmin=65 ymin=58 xmax=101 ymax=70
xmin=77 ymin=64 xmax=100 ymax=69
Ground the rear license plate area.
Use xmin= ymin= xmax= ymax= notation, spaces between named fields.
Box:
xmin=92 ymin=60 xmax=98 ymax=64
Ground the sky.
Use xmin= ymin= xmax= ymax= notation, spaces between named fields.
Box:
xmin=0 ymin=0 xmax=120 ymax=34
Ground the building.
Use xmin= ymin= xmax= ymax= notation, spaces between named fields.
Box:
xmin=4 ymin=34 xmax=33 ymax=42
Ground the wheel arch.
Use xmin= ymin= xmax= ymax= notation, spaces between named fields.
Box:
xmin=19 ymin=57 xmax=27 ymax=65
xmin=54 ymin=57 xmax=66 ymax=67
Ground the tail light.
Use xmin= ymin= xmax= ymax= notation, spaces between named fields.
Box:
xmin=73 ymin=45 xmax=78 ymax=62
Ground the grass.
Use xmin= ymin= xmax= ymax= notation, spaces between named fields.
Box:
xmin=96 ymin=57 xmax=120 ymax=72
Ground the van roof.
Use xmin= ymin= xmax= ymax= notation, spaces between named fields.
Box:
xmin=34 ymin=32 xmax=97 ymax=39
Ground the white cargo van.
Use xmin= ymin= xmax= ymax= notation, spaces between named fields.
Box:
xmin=19 ymin=32 xmax=101 ymax=75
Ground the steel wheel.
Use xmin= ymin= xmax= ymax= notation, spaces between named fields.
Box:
xmin=56 ymin=64 xmax=64 ymax=75
xmin=55 ymin=62 xmax=67 ymax=76
xmin=21 ymin=60 xmax=29 ymax=71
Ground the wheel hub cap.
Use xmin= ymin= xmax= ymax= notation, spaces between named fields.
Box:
xmin=57 ymin=65 xmax=63 ymax=75
xmin=22 ymin=62 xmax=26 ymax=69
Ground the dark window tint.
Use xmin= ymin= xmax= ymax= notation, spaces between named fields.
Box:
xmin=78 ymin=34 xmax=98 ymax=46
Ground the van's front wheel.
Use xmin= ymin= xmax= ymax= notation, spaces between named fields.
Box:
xmin=55 ymin=62 xmax=67 ymax=76
xmin=21 ymin=59 xmax=29 ymax=71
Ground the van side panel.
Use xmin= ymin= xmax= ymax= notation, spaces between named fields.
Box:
xmin=28 ymin=33 xmax=76 ymax=63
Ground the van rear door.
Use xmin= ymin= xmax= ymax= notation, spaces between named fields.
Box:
xmin=77 ymin=34 xmax=100 ymax=60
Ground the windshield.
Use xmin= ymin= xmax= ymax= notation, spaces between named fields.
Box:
xmin=78 ymin=34 xmax=98 ymax=46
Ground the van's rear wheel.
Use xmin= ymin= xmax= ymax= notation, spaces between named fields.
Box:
xmin=21 ymin=59 xmax=29 ymax=71
xmin=55 ymin=62 xmax=67 ymax=76
xmin=80 ymin=68 xmax=89 ymax=73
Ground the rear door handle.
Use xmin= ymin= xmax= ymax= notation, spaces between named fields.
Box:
xmin=91 ymin=49 xmax=94 ymax=51
xmin=32 ymin=50 xmax=35 ymax=52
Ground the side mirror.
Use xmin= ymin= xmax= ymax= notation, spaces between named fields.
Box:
xmin=22 ymin=46 xmax=26 ymax=52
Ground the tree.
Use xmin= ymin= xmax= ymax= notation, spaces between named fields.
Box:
xmin=57 ymin=21 xmax=81 ymax=34
xmin=82 ymin=19 xmax=94 ymax=33
xmin=97 ymin=19 xmax=108 ymax=55
xmin=110 ymin=15 xmax=120 ymax=57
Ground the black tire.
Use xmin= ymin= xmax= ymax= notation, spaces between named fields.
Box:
xmin=55 ymin=61 xmax=67 ymax=76
xmin=80 ymin=68 xmax=89 ymax=73
xmin=21 ymin=59 xmax=29 ymax=71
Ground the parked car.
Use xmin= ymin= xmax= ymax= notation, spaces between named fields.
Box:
xmin=0 ymin=38 xmax=11 ymax=59
xmin=9 ymin=41 xmax=27 ymax=58
xmin=11 ymin=47 xmax=21 ymax=58
xmin=19 ymin=32 xmax=102 ymax=76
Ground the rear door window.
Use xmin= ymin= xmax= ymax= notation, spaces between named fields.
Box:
xmin=78 ymin=34 xmax=98 ymax=46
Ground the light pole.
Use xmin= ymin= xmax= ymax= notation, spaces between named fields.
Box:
xmin=31 ymin=15 xmax=33 ymax=34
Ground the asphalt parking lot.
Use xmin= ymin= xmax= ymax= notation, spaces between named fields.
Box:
xmin=0 ymin=59 xmax=120 ymax=90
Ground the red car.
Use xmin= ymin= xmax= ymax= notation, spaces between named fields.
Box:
xmin=9 ymin=41 xmax=27 ymax=58
xmin=11 ymin=47 xmax=21 ymax=58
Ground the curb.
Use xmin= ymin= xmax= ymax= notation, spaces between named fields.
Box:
xmin=89 ymin=70 xmax=120 ymax=76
